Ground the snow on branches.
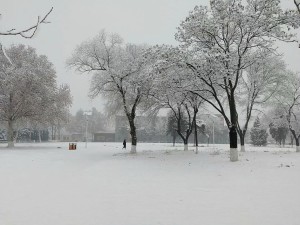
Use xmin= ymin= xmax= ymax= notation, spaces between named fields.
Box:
xmin=0 ymin=7 xmax=53 ymax=38
xmin=68 ymin=30 xmax=153 ymax=153
xmin=0 ymin=45 xmax=71 ymax=147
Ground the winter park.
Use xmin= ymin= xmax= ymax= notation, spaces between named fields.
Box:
xmin=1 ymin=0 xmax=300 ymax=224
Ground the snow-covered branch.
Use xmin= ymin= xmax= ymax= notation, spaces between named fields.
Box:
xmin=0 ymin=7 xmax=53 ymax=38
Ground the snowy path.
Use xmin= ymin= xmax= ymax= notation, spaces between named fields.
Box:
xmin=0 ymin=142 xmax=299 ymax=225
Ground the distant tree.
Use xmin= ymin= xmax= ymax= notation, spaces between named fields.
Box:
xmin=66 ymin=108 xmax=107 ymax=136
xmin=166 ymin=111 xmax=178 ymax=146
xmin=268 ymin=107 xmax=289 ymax=147
xmin=88 ymin=108 xmax=107 ymax=133
xmin=269 ymin=122 xmax=289 ymax=146
xmin=250 ymin=117 xmax=268 ymax=146
xmin=45 ymin=84 xmax=72 ymax=140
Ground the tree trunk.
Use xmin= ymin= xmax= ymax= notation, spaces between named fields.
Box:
xmin=172 ymin=132 xmax=176 ymax=147
xmin=229 ymin=126 xmax=238 ymax=162
xmin=38 ymin=130 xmax=42 ymax=143
xmin=129 ymin=119 xmax=137 ymax=154
xmin=14 ymin=129 xmax=19 ymax=143
xmin=290 ymin=129 xmax=299 ymax=152
xmin=54 ymin=126 xmax=57 ymax=140
xmin=7 ymin=119 xmax=14 ymax=148
xmin=240 ymin=132 xmax=245 ymax=152
xmin=195 ymin=120 xmax=198 ymax=154
xmin=184 ymin=139 xmax=188 ymax=151
xmin=51 ymin=126 xmax=54 ymax=140
xmin=229 ymin=92 xmax=238 ymax=162
xmin=296 ymin=138 xmax=300 ymax=152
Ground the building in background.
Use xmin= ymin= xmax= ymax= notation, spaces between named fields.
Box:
xmin=93 ymin=131 xmax=115 ymax=142
xmin=115 ymin=115 xmax=171 ymax=143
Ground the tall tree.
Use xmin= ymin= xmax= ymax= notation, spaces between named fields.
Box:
xmin=236 ymin=55 xmax=286 ymax=151
xmin=272 ymin=72 xmax=300 ymax=151
xmin=42 ymin=84 xmax=72 ymax=140
xmin=176 ymin=0 xmax=300 ymax=161
xmin=146 ymin=45 xmax=204 ymax=151
xmin=67 ymin=30 xmax=152 ymax=153
xmin=0 ymin=45 xmax=71 ymax=147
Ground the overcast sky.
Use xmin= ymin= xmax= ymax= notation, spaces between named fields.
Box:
xmin=1 ymin=0 xmax=300 ymax=114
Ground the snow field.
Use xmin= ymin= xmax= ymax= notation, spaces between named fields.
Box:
xmin=0 ymin=142 xmax=299 ymax=225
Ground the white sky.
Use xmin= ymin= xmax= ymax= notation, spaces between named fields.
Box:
xmin=1 ymin=0 xmax=300 ymax=114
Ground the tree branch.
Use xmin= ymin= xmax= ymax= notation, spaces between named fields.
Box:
xmin=0 ymin=7 xmax=53 ymax=38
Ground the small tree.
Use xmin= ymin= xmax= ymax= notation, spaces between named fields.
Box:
xmin=269 ymin=122 xmax=289 ymax=146
xmin=250 ymin=117 xmax=268 ymax=146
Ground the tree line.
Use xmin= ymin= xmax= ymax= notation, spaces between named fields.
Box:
xmin=2 ymin=1 xmax=300 ymax=162
xmin=68 ymin=0 xmax=300 ymax=161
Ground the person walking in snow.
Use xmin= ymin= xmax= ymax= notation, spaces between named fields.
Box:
xmin=122 ymin=139 xmax=126 ymax=149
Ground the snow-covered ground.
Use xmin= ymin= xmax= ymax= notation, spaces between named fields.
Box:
xmin=0 ymin=142 xmax=299 ymax=225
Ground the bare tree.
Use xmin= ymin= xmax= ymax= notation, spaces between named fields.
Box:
xmin=273 ymin=71 xmax=300 ymax=152
xmin=236 ymin=55 xmax=287 ymax=152
xmin=68 ymin=31 xmax=151 ymax=153
xmin=177 ymin=0 xmax=300 ymax=161
xmin=146 ymin=45 xmax=205 ymax=152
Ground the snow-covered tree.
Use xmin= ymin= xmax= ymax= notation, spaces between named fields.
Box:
xmin=166 ymin=111 xmax=178 ymax=146
xmin=269 ymin=122 xmax=289 ymax=146
xmin=236 ymin=55 xmax=287 ymax=151
xmin=250 ymin=117 xmax=268 ymax=146
xmin=67 ymin=30 xmax=152 ymax=153
xmin=176 ymin=0 xmax=300 ymax=161
xmin=66 ymin=108 xmax=107 ymax=136
xmin=271 ymin=72 xmax=300 ymax=151
xmin=42 ymin=84 xmax=72 ymax=141
xmin=151 ymin=83 xmax=194 ymax=151
xmin=0 ymin=45 xmax=71 ymax=147
xmin=145 ymin=45 xmax=205 ymax=151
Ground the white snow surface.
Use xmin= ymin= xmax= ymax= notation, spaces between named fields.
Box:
xmin=0 ymin=142 xmax=299 ymax=225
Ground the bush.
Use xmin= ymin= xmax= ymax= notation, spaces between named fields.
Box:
xmin=250 ymin=117 xmax=268 ymax=146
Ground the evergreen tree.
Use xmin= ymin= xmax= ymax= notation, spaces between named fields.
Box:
xmin=269 ymin=123 xmax=289 ymax=146
xmin=250 ymin=117 xmax=268 ymax=146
